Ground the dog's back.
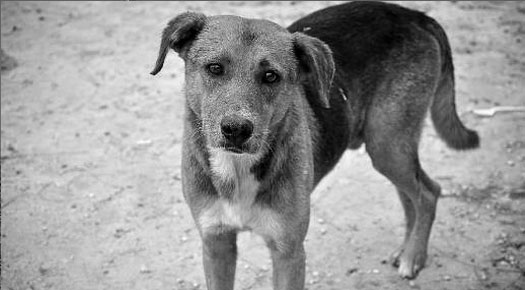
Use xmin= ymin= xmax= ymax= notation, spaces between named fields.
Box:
xmin=289 ymin=1 xmax=479 ymax=184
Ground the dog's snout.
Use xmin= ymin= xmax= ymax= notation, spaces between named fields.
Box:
xmin=221 ymin=115 xmax=254 ymax=147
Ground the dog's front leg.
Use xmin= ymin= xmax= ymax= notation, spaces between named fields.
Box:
xmin=269 ymin=241 xmax=306 ymax=290
xmin=202 ymin=231 xmax=237 ymax=290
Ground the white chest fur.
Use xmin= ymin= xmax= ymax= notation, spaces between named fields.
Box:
xmin=199 ymin=149 xmax=282 ymax=239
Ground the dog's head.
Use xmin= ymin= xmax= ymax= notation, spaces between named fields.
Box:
xmin=152 ymin=12 xmax=334 ymax=158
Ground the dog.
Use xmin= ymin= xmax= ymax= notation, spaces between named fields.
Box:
xmin=151 ymin=1 xmax=479 ymax=289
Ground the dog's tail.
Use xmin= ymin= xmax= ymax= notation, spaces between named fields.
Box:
xmin=424 ymin=17 xmax=480 ymax=150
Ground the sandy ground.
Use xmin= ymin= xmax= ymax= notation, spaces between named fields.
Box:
xmin=1 ymin=1 xmax=524 ymax=290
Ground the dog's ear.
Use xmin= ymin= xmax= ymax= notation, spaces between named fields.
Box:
xmin=151 ymin=12 xmax=206 ymax=75
xmin=292 ymin=33 xmax=335 ymax=109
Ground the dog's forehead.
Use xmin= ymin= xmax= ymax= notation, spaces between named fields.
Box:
xmin=192 ymin=15 xmax=294 ymax=59
xmin=206 ymin=15 xmax=290 ymax=41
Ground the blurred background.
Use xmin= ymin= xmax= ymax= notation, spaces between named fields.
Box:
xmin=1 ymin=1 xmax=524 ymax=290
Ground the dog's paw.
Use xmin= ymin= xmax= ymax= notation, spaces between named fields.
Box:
xmin=388 ymin=242 xmax=427 ymax=279
xmin=396 ymin=248 xmax=427 ymax=279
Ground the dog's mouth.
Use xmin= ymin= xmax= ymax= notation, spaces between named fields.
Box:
xmin=223 ymin=143 xmax=251 ymax=154
xmin=224 ymin=146 xmax=244 ymax=154
xmin=218 ymin=140 xmax=256 ymax=155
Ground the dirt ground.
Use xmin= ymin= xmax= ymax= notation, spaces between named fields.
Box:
xmin=1 ymin=1 xmax=524 ymax=290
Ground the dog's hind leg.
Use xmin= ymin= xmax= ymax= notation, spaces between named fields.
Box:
xmin=366 ymin=130 xmax=441 ymax=279
xmin=389 ymin=189 xmax=416 ymax=267
xmin=391 ymin=176 xmax=441 ymax=271
xmin=363 ymin=54 xmax=442 ymax=278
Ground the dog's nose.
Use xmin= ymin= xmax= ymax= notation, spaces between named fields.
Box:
xmin=221 ymin=115 xmax=254 ymax=147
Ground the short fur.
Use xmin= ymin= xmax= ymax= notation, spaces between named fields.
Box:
xmin=151 ymin=2 xmax=479 ymax=289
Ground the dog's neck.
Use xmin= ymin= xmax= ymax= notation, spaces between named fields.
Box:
xmin=209 ymin=149 xmax=261 ymax=201
xmin=201 ymin=148 xmax=283 ymax=236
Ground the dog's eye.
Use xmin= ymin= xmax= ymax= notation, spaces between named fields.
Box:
xmin=207 ymin=63 xmax=224 ymax=75
xmin=263 ymin=71 xmax=279 ymax=84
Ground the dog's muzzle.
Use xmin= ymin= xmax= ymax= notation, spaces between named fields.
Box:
xmin=220 ymin=115 xmax=254 ymax=153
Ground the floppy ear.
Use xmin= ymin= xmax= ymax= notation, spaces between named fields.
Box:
xmin=151 ymin=12 xmax=206 ymax=75
xmin=292 ymin=33 xmax=335 ymax=108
